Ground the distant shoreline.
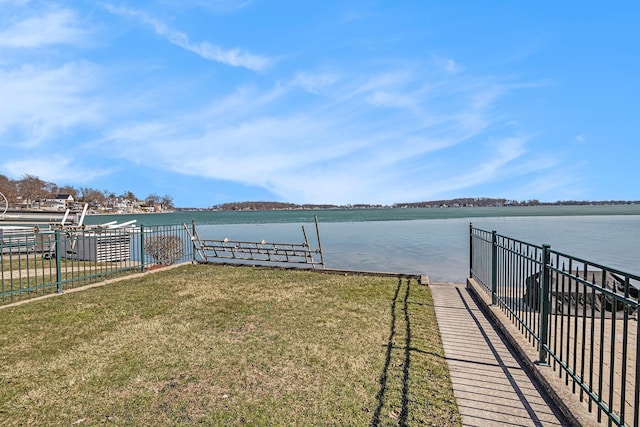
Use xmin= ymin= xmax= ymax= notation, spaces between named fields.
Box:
xmin=3 ymin=200 xmax=639 ymax=217
xmin=190 ymin=199 xmax=640 ymax=212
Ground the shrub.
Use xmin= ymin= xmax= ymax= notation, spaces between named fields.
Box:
xmin=144 ymin=234 xmax=184 ymax=265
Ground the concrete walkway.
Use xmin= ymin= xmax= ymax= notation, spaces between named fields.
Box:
xmin=430 ymin=282 xmax=568 ymax=427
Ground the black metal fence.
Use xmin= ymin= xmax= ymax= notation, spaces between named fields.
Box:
xmin=470 ymin=224 xmax=639 ymax=426
xmin=0 ymin=224 xmax=193 ymax=304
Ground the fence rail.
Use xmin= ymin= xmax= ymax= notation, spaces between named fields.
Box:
xmin=470 ymin=224 xmax=640 ymax=426
xmin=0 ymin=224 xmax=193 ymax=305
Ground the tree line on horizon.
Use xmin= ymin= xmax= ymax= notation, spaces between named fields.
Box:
xmin=0 ymin=174 xmax=173 ymax=210
xmin=211 ymin=197 xmax=639 ymax=211
xmin=2 ymin=174 xmax=636 ymax=212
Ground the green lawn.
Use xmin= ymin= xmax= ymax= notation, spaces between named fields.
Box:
xmin=0 ymin=264 xmax=460 ymax=426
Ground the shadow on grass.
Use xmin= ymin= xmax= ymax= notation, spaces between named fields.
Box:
xmin=370 ymin=278 xmax=414 ymax=427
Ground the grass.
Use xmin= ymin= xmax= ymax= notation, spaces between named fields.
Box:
xmin=0 ymin=264 xmax=460 ymax=426
xmin=1 ymin=254 xmax=141 ymax=303
xmin=1 ymin=254 xmax=77 ymax=272
xmin=1 ymin=254 xmax=133 ymax=273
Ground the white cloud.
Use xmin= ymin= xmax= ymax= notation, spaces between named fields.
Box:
xmin=367 ymin=91 xmax=416 ymax=109
xmin=293 ymin=72 xmax=339 ymax=94
xmin=157 ymin=0 xmax=253 ymax=13
xmin=2 ymin=156 xmax=112 ymax=184
xmin=575 ymin=134 xmax=586 ymax=143
xmin=368 ymin=137 xmax=531 ymax=203
xmin=512 ymin=164 xmax=586 ymax=201
xmin=0 ymin=61 xmax=102 ymax=147
xmin=0 ymin=9 xmax=86 ymax=48
xmin=0 ymin=0 xmax=30 ymax=6
xmin=0 ymin=6 xmax=101 ymax=147
xmin=432 ymin=56 xmax=464 ymax=74
xmin=90 ymin=61 xmax=546 ymax=204
xmin=344 ymin=71 xmax=412 ymax=100
xmin=0 ymin=2 xmax=555 ymax=204
xmin=105 ymin=5 xmax=271 ymax=71
xmin=444 ymin=59 xmax=463 ymax=73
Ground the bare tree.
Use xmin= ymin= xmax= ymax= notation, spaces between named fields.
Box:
xmin=58 ymin=185 xmax=78 ymax=199
xmin=1 ymin=173 xmax=178 ymax=212
xmin=44 ymin=181 xmax=59 ymax=198
xmin=18 ymin=174 xmax=47 ymax=208
xmin=0 ymin=174 xmax=18 ymax=206
xmin=144 ymin=193 xmax=160 ymax=208
xmin=120 ymin=190 xmax=137 ymax=201
xmin=79 ymin=187 xmax=106 ymax=206
xmin=145 ymin=193 xmax=160 ymax=203
xmin=161 ymin=194 xmax=174 ymax=210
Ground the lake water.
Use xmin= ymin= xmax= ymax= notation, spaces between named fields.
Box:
xmin=86 ymin=205 xmax=640 ymax=283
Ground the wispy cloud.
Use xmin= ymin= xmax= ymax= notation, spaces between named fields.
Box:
xmin=432 ymin=56 xmax=464 ymax=74
xmin=513 ymin=163 xmax=586 ymax=201
xmin=2 ymin=155 xmax=112 ymax=184
xmin=0 ymin=4 xmax=103 ymax=148
xmin=0 ymin=61 xmax=102 ymax=148
xmin=104 ymin=4 xmax=272 ymax=71
xmin=92 ymin=62 xmax=547 ymax=204
xmin=293 ymin=72 xmax=339 ymax=95
xmin=0 ymin=3 xmax=566 ymax=204
xmin=0 ymin=8 xmax=87 ymax=48
xmin=155 ymin=0 xmax=254 ymax=14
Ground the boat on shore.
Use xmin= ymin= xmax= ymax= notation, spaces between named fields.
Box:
xmin=0 ymin=209 xmax=79 ymax=228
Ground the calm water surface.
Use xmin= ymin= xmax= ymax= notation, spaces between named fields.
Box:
xmin=87 ymin=206 xmax=640 ymax=283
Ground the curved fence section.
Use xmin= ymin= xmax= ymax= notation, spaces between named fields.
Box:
xmin=470 ymin=224 xmax=640 ymax=427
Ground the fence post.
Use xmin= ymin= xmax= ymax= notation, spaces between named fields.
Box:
xmin=469 ymin=223 xmax=473 ymax=279
xmin=192 ymin=220 xmax=197 ymax=263
xmin=55 ymin=229 xmax=62 ymax=293
xmin=140 ymin=225 xmax=145 ymax=273
xmin=491 ymin=230 xmax=497 ymax=305
xmin=538 ymin=244 xmax=551 ymax=365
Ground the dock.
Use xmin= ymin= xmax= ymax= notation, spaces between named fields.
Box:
xmin=430 ymin=282 xmax=576 ymax=426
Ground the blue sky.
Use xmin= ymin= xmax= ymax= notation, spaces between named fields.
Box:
xmin=1 ymin=1 xmax=638 ymax=207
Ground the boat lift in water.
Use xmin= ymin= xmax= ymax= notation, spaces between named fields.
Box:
xmin=184 ymin=216 xmax=325 ymax=269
